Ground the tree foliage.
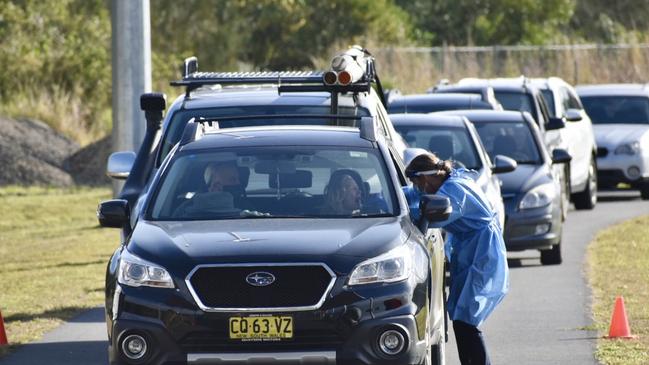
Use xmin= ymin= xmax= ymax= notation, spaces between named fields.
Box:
xmin=0 ymin=0 xmax=110 ymax=104
xmin=2 ymin=0 xmax=649 ymax=141
xmin=395 ymin=0 xmax=575 ymax=45
xmin=150 ymin=0 xmax=410 ymax=74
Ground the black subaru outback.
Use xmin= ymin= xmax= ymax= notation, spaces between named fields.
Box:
xmin=98 ymin=118 xmax=450 ymax=365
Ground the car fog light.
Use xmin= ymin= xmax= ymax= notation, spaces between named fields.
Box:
xmin=535 ymin=223 xmax=551 ymax=235
xmin=121 ymin=334 xmax=147 ymax=360
xmin=627 ymin=166 xmax=641 ymax=180
xmin=378 ymin=329 xmax=405 ymax=355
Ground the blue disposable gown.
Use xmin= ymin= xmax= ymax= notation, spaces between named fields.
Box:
xmin=404 ymin=169 xmax=509 ymax=327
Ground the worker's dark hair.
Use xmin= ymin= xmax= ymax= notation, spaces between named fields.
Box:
xmin=405 ymin=152 xmax=452 ymax=179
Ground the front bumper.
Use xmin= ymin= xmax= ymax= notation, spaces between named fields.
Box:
xmin=596 ymin=151 xmax=649 ymax=188
xmin=107 ymin=280 xmax=431 ymax=365
xmin=502 ymin=198 xmax=562 ymax=251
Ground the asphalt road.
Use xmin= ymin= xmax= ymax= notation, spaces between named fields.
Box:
xmin=0 ymin=191 xmax=646 ymax=365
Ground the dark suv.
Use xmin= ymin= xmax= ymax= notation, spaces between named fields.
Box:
xmin=108 ymin=47 xmax=406 ymax=218
xmin=98 ymin=118 xmax=450 ymax=365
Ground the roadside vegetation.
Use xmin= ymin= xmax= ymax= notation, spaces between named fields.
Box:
xmin=3 ymin=0 xmax=649 ymax=144
xmin=588 ymin=215 xmax=649 ymax=364
xmin=0 ymin=187 xmax=118 ymax=357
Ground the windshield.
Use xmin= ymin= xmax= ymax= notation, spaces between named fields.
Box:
xmin=495 ymin=91 xmax=534 ymax=114
xmin=149 ymin=146 xmax=397 ymax=220
xmin=473 ymin=122 xmax=542 ymax=164
xmin=395 ymin=125 xmax=482 ymax=170
xmin=580 ymin=96 xmax=649 ymax=125
xmin=159 ymin=105 xmax=370 ymax=162
xmin=387 ymin=99 xmax=492 ymax=113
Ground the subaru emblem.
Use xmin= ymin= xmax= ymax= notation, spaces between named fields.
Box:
xmin=246 ymin=272 xmax=276 ymax=287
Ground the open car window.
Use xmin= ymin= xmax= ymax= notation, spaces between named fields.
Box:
xmin=149 ymin=146 xmax=397 ymax=220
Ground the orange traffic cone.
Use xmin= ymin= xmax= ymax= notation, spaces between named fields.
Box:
xmin=0 ymin=310 xmax=7 ymax=346
xmin=606 ymin=296 xmax=636 ymax=339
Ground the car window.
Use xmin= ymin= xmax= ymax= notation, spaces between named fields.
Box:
xmin=387 ymin=98 xmax=492 ymax=114
xmin=149 ymin=146 xmax=396 ymax=220
xmin=567 ymin=89 xmax=583 ymax=110
xmin=494 ymin=91 xmax=534 ymax=115
xmin=537 ymin=94 xmax=551 ymax=125
xmin=540 ymin=89 xmax=557 ymax=117
xmin=159 ymin=105 xmax=370 ymax=163
xmin=581 ymin=96 xmax=649 ymax=125
xmin=473 ymin=122 xmax=542 ymax=164
xmin=395 ymin=125 xmax=482 ymax=170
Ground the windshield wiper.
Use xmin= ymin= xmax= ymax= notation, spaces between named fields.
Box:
xmin=352 ymin=212 xmax=396 ymax=218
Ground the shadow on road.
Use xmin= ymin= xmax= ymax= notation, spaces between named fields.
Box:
xmin=507 ymin=256 xmax=542 ymax=269
xmin=0 ymin=341 xmax=108 ymax=365
xmin=4 ymin=306 xmax=104 ymax=324
xmin=597 ymin=191 xmax=641 ymax=202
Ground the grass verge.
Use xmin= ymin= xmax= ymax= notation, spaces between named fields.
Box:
xmin=0 ymin=187 xmax=118 ymax=357
xmin=588 ymin=215 xmax=649 ymax=364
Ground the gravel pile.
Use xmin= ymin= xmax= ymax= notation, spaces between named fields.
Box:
xmin=0 ymin=116 xmax=112 ymax=187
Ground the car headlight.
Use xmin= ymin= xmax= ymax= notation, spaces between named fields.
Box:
xmin=118 ymin=249 xmax=174 ymax=288
xmin=519 ymin=182 xmax=556 ymax=210
xmin=348 ymin=244 xmax=415 ymax=285
xmin=614 ymin=141 xmax=641 ymax=155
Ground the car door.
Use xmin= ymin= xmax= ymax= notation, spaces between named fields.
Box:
xmin=388 ymin=146 xmax=445 ymax=329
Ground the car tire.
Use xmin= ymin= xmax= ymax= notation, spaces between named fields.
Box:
xmin=540 ymin=241 xmax=562 ymax=265
xmin=641 ymin=184 xmax=649 ymax=200
xmin=573 ymin=158 xmax=597 ymax=210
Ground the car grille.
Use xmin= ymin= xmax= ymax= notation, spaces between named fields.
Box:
xmin=597 ymin=147 xmax=608 ymax=158
xmin=188 ymin=264 xmax=334 ymax=309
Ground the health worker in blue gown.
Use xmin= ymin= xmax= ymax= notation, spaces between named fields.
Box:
xmin=404 ymin=152 xmax=509 ymax=365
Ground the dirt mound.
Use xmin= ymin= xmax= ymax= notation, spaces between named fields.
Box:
xmin=0 ymin=116 xmax=113 ymax=187
xmin=64 ymin=136 xmax=112 ymax=186
xmin=0 ymin=117 xmax=79 ymax=186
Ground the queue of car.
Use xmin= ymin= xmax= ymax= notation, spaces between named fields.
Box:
xmin=97 ymin=45 xmax=645 ymax=365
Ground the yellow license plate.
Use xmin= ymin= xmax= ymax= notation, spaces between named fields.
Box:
xmin=229 ymin=316 xmax=293 ymax=339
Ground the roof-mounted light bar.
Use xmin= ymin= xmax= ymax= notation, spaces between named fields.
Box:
xmin=170 ymin=45 xmax=386 ymax=107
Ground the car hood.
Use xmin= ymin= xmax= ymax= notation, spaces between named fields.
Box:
xmin=594 ymin=124 xmax=649 ymax=147
xmin=497 ymin=164 xmax=552 ymax=195
xmin=127 ymin=217 xmax=411 ymax=273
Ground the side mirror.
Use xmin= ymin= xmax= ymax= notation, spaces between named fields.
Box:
xmin=564 ymin=109 xmax=582 ymax=122
xmin=492 ymin=155 xmax=517 ymax=174
xmin=106 ymin=151 xmax=136 ymax=180
xmin=420 ymin=195 xmax=452 ymax=222
xmin=552 ymin=148 xmax=572 ymax=164
xmin=97 ymin=199 xmax=130 ymax=228
xmin=546 ymin=117 xmax=566 ymax=131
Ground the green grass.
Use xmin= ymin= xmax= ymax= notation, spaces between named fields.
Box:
xmin=0 ymin=187 xmax=118 ymax=357
xmin=588 ymin=215 xmax=649 ymax=364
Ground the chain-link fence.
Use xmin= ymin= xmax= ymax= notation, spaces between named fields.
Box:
xmin=374 ymin=43 xmax=649 ymax=93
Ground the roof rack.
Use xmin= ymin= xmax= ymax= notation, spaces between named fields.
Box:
xmin=178 ymin=114 xmax=379 ymax=146
xmin=170 ymin=45 xmax=385 ymax=108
